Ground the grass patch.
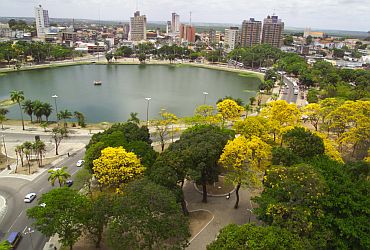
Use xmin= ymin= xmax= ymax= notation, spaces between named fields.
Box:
xmin=0 ymin=73 xmax=6 ymax=77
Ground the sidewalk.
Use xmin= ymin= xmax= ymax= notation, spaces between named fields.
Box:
xmin=1 ymin=124 xmax=101 ymax=136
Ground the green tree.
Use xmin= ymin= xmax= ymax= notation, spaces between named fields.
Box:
xmin=151 ymin=109 xmax=178 ymax=152
xmin=105 ymin=53 xmax=113 ymax=63
xmin=27 ymin=188 xmax=89 ymax=250
xmin=127 ymin=112 xmax=140 ymax=125
xmin=22 ymin=99 xmax=34 ymax=122
xmin=74 ymin=111 xmax=86 ymax=127
xmin=282 ymin=127 xmax=325 ymax=158
xmin=138 ymin=53 xmax=146 ymax=63
xmin=283 ymin=35 xmax=294 ymax=46
xmin=180 ymin=125 xmax=234 ymax=202
xmin=10 ymin=90 xmax=25 ymax=130
xmin=41 ymin=102 xmax=53 ymax=122
xmin=0 ymin=240 xmax=11 ymax=250
xmin=48 ymin=166 xmax=71 ymax=187
xmin=51 ymin=127 xmax=69 ymax=155
xmin=107 ymin=179 xmax=190 ymax=250
xmin=84 ymin=193 xmax=114 ymax=248
xmin=207 ymin=224 xmax=310 ymax=250
xmin=57 ymin=109 xmax=73 ymax=127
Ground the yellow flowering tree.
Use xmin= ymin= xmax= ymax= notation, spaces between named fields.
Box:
xmin=93 ymin=147 xmax=145 ymax=190
xmin=219 ymin=135 xmax=271 ymax=208
xmin=151 ymin=109 xmax=178 ymax=152
xmin=313 ymin=131 xmax=344 ymax=163
xmin=217 ymin=99 xmax=244 ymax=126
xmin=192 ymin=105 xmax=222 ymax=125
xmin=233 ymin=116 xmax=270 ymax=142
xmin=260 ymin=100 xmax=301 ymax=142
xmin=302 ymin=103 xmax=321 ymax=131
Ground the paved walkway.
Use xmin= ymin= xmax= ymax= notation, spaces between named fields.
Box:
xmin=183 ymin=181 xmax=259 ymax=249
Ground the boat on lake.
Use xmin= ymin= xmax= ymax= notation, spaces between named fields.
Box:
xmin=94 ymin=80 xmax=102 ymax=85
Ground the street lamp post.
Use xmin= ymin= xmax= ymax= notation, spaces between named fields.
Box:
xmin=52 ymin=94 xmax=58 ymax=122
xmin=1 ymin=134 xmax=9 ymax=169
xmin=145 ymin=97 xmax=151 ymax=126
xmin=24 ymin=227 xmax=35 ymax=250
xmin=202 ymin=92 xmax=208 ymax=105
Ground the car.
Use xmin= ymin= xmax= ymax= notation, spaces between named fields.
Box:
xmin=51 ymin=167 xmax=62 ymax=171
xmin=65 ymin=180 xmax=73 ymax=187
xmin=76 ymin=160 xmax=85 ymax=167
xmin=24 ymin=193 xmax=36 ymax=203
xmin=7 ymin=232 xmax=21 ymax=248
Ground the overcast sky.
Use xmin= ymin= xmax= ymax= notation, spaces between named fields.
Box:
xmin=0 ymin=0 xmax=369 ymax=31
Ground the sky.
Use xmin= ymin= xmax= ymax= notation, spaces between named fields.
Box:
xmin=0 ymin=0 xmax=369 ymax=31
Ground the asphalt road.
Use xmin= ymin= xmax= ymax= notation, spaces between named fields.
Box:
xmin=0 ymin=150 xmax=86 ymax=250
xmin=281 ymin=75 xmax=299 ymax=104
xmin=1 ymin=132 xmax=91 ymax=146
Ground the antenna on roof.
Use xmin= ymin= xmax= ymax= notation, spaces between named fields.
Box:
xmin=272 ymin=9 xmax=276 ymax=16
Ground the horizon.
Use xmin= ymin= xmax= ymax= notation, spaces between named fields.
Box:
xmin=0 ymin=0 xmax=369 ymax=32
xmin=1 ymin=15 xmax=369 ymax=33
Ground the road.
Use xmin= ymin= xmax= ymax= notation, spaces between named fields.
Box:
xmin=0 ymin=150 xmax=86 ymax=250
xmin=281 ymin=75 xmax=299 ymax=104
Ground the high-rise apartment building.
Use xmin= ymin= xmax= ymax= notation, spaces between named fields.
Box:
xmin=261 ymin=15 xmax=284 ymax=48
xmin=129 ymin=11 xmax=147 ymax=41
xmin=35 ymin=5 xmax=50 ymax=38
xmin=224 ymin=27 xmax=240 ymax=52
xmin=166 ymin=21 xmax=172 ymax=35
xmin=171 ymin=13 xmax=180 ymax=34
xmin=180 ymin=24 xmax=196 ymax=43
xmin=240 ymin=18 xmax=261 ymax=47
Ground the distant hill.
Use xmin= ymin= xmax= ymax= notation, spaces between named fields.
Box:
xmin=0 ymin=16 xmax=368 ymax=38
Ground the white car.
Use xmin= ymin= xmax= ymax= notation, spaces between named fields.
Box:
xmin=76 ymin=160 xmax=85 ymax=167
xmin=24 ymin=193 xmax=36 ymax=203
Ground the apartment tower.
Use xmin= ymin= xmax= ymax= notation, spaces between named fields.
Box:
xmin=129 ymin=11 xmax=147 ymax=41
xmin=261 ymin=15 xmax=284 ymax=48
xmin=34 ymin=5 xmax=50 ymax=38
xmin=240 ymin=18 xmax=262 ymax=47
xmin=171 ymin=13 xmax=180 ymax=34
xmin=224 ymin=27 xmax=240 ymax=52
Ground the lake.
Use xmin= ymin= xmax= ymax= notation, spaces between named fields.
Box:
xmin=0 ymin=64 xmax=260 ymax=122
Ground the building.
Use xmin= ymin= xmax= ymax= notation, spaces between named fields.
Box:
xmin=240 ymin=18 xmax=262 ymax=47
xmin=209 ymin=29 xmax=217 ymax=44
xmin=171 ymin=13 xmax=180 ymax=34
xmin=180 ymin=24 xmax=196 ymax=43
xmin=261 ymin=15 xmax=284 ymax=48
xmin=34 ymin=5 xmax=50 ymax=38
xmin=129 ymin=11 xmax=147 ymax=41
xmin=0 ymin=23 xmax=11 ymax=38
xmin=166 ymin=21 xmax=171 ymax=35
xmin=304 ymin=28 xmax=324 ymax=38
xmin=224 ymin=27 xmax=240 ymax=52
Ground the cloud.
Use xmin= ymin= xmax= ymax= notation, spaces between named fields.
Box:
xmin=0 ymin=0 xmax=369 ymax=31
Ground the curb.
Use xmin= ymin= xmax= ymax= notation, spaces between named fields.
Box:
xmin=0 ymin=195 xmax=7 ymax=224
xmin=193 ymin=182 xmax=237 ymax=197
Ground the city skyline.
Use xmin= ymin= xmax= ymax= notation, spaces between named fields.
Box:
xmin=0 ymin=0 xmax=369 ymax=31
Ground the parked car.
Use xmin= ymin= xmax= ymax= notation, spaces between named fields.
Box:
xmin=7 ymin=231 xmax=21 ymax=248
xmin=76 ymin=160 xmax=85 ymax=167
xmin=24 ymin=193 xmax=36 ymax=203
xmin=65 ymin=180 xmax=73 ymax=187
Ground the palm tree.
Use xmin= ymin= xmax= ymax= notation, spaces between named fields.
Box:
xmin=15 ymin=145 xmax=24 ymax=169
xmin=57 ymin=110 xmax=72 ymax=128
xmin=48 ymin=166 xmax=71 ymax=187
xmin=22 ymin=99 xmax=34 ymax=123
xmin=33 ymin=140 xmax=46 ymax=167
xmin=127 ymin=112 xmax=140 ymax=125
xmin=32 ymin=100 xmax=44 ymax=123
xmin=41 ymin=102 xmax=53 ymax=122
xmin=10 ymin=90 xmax=25 ymax=130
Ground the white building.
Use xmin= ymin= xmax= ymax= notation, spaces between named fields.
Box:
xmin=129 ymin=11 xmax=147 ymax=42
xmin=34 ymin=5 xmax=50 ymax=38
xmin=224 ymin=27 xmax=239 ymax=52
xmin=171 ymin=13 xmax=180 ymax=35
